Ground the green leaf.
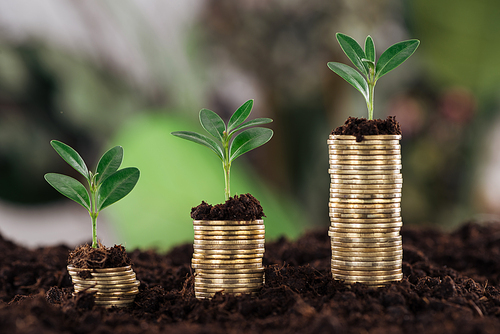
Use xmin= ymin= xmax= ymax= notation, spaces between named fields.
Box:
xmin=230 ymin=118 xmax=273 ymax=134
xmin=227 ymin=99 xmax=254 ymax=133
xmin=336 ymin=33 xmax=368 ymax=76
xmin=327 ymin=62 xmax=369 ymax=101
xmin=229 ymin=128 xmax=273 ymax=162
xmin=50 ymin=140 xmax=89 ymax=182
xmin=375 ymin=39 xmax=420 ymax=80
xmin=96 ymin=146 xmax=123 ymax=185
xmin=365 ymin=36 xmax=375 ymax=63
xmin=199 ymin=108 xmax=225 ymax=142
xmin=171 ymin=131 xmax=224 ymax=160
xmin=44 ymin=173 xmax=90 ymax=211
xmin=97 ymin=167 xmax=140 ymax=211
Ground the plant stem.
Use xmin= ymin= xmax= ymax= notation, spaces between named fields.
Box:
xmin=89 ymin=175 xmax=98 ymax=248
xmin=366 ymin=68 xmax=376 ymax=120
xmin=222 ymin=132 xmax=231 ymax=201
xmin=91 ymin=212 xmax=98 ymax=248
xmin=223 ymin=161 xmax=230 ymax=201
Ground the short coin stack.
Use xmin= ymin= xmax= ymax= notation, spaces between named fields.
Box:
xmin=67 ymin=265 xmax=140 ymax=307
xmin=327 ymin=134 xmax=403 ymax=286
xmin=192 ymin=220 xmax=265 ymax=299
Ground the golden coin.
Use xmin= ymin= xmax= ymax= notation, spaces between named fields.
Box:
xmin=329 ymin=159 xmax=402 ymax=166
xmin=194 ymin=287 xmax=262 ymax=294
xmin=329 ymin=135 xmax=402 ymax=141
xmin=331 ymin=244 xmax=401 ymax=251
xmin=329 ymin=149 xmax=401 ymax=155
xmin=329 ymin=164 xmax=402 ymax=170
xmin=192 ymin=262 xmax=263 ymax=269
xmin=329 ymin=228 xmax=400 ymax=234
xmin=329 ymin=202 xmax=401 ymax=209
xmin=329 ymin=183 xmax=402 ymax=189
xmin=330 ymin=169 xmax=401 ymax=176
xmin=329 ymin=217 xmax=402 ymax=223
xmin=329 ymin=230 xmax=400 ymax=237
xmin=67 ymin=265 xmax=132 ymax=273
xmin=197 ymin=272 xmax=264 ymax=279
xmin=193 ymin=225 xmax=264 ymax=231
xmin=331 ymin=251 xmax=402 ymax=260
xmin=328 ymin=143 xmax=401 ymax=150
xmin=193 ymin=220 xmax=264 ymax=226
xmin=331 ymin=240 xmax=402 ymax=248
xmin=193 ymin=248 xmax=265 ymax=255
xmin=330 ymin=221 xmax=402 ymax=229
xmin=330 ymin=236 xmax=401 ymax=243
xmin=330 ymin=173 xmax=402 ymax=179
xmin=331 ymin=259 xmax=401 ymax=267
xmin=331 ymin=267 xmax=401 ymax=275
xmin=332 ymin=254 xmax=402 ymax=261
xmin=192 ymin=258 xmax=262 ymax=265
xmin=329 ymin=207 xmax=401 ymax=213
xmin=94 ymin=299 xmax=135 ymax=307
xmin=329 ymin=211 xmax=401 ymax=218
xmin=329 ymin=198 xmax=401 ymax=205
xmin=195 ymin=277 xmax=263 ymax=284
xmin=194 ymin=267 xmax=264 ymax=274
xmin=329 ymin=194 xmax=402 ymax=202
xmin=70 ymin=276 xmax=138 ymax=285
xmin=193 ymin=244 xmax=265 ymax=251
xmin=330 ymin=180 xmax=403 ymax=186
xmin=194 ymin=229 xmax=265 ymax=236
xmin=193 ymin=253 xmax=263 ymax=260
xmin=328 ymin=153 xmax=401 ymax=160
xmin=194 ymin=238 xmax=264 ymax=244
xmin=332 ymin=272 xmax=403 ymax=280
xmin=194 ymin=233 xmax=266 ymax=240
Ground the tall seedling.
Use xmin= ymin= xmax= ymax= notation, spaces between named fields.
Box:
xmin=45 ymin=141 xmax=140 ymax=248
xmin=172 ymin=99 xmax=273 ymax=200
xmin=328 ymin=33 xmax=419 ymax=120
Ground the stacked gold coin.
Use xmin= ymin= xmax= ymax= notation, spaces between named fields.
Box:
xmin=192 ymin=220 xmax=265 ymax=299
xmin=327 ymin=134 xmax=403 ymax=286
xmin=67 ymin=265 xmax=140 ymax=307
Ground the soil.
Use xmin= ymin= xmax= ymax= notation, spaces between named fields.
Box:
xmin=332 ymin=116 xmax=402 ymax=142
xmin=68 ymin=243 xmax=131 ymax=269
xmin=2 ymin=222 xmax=500 ymax=333
xmin=191 ymin=193 xmax=265 ymax=220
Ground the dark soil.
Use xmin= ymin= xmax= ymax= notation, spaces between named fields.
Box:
xmin=332 ymin=116 xmax=402 ymax=142
xmin=68 ymin=243 xmax=131 ymax=269
xmin=191 ymin=193 xmax=265 ymax=220
xmin=2 ymin=222 xmax=500 ymax=333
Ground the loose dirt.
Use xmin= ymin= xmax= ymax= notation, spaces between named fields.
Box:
xmin=1 ymin=222 xmax=500 ymax=333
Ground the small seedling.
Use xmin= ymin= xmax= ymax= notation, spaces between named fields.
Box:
xmin=45 ymin=141 xmax=140 ymax=248
xmin=328 ymin=33 xmax=420 ymax=120
xmin=171 ymin=99 xmax=273 ymax=200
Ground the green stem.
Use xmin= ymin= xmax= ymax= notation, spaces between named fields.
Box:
xmin=89 ymin=175 xmax=99 ymax=248
xmin=222 ymin=132 xmax=231 ymax=201
xmin=91 ymin=212 xmax=98 ymax=248
xmin=366 ymin=68 xmax=376 ymax=120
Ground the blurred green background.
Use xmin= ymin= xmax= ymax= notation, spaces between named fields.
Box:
xmin=1 ymin=0 xmax=500 ymax=250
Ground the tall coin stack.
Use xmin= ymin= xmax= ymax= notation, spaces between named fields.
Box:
xmin=327 ymin=134 xmax=403 ymax=286
xmin=67 ymin=265 xmax=140 ymax=307
xmin=192 ymin=220 xmax=265 ymax=299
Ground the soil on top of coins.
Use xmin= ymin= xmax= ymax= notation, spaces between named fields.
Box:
xmin=332 ymin=116 xmax=402 ymax=142
xmin=191 ymin=193 xmax=265 ymax=220
xmin=68 ymin=243 xmax=131 ymax=269
xmin=2 ymin=221 xmax=500 ymax=334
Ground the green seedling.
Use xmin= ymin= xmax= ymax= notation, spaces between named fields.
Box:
xmin=171 ymin=99 xmax=273 ymax=201
xmin=45 ymin=141 xmax=140 ymax=248
xmin=328 ymin=33 xmax=420 ymax=120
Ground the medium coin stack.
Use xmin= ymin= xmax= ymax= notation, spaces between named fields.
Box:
xmin=67 ymin=265 xmax=140 ymax=307
xmin=192 ymin=220 xmax=265 ymax=299
xmin=327 ymin=134 xmax=403 ymax=286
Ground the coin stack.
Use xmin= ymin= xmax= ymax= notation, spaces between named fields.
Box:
xmin=192 ymin=220 xmax=265 ymax=299
xmin=327 ymin=134 xmax=403 ymax=286
xmin=67 ymin=265 xmax=140 ymax=307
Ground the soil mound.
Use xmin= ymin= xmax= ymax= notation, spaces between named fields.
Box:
xmin=190 ymin=193 xmax=265 ymax=220
xmin=332 ymin=116 xmax=402 ymax=141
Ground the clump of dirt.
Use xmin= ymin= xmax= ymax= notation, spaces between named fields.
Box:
xmin=332 ymin=116 xmax=402 ymax=141
xmin=67 ymin=243 xmax=131 ymax=269
xmin=191 ymin=193 xmax=265 ymax=220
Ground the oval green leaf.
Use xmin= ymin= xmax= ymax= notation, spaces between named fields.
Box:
xmin=227 ymin=99 xmax=254 ymax=133
xmin=199 ymin=108 xmax=225 ymax=142
xmin=365 ymin=36 xmax=375 ymax=63
xmin=97 ymin=167 xmax=140 ymax=211
xmin=96 ymin=146 xmax=123 ymax=185
xmin=375 ymin=39 xmax=420 ymax=80
xmin=50 ymin=140 xmax=89 ymax=182
xmin=327 ymin=62 xmax=369 ymax=101
xmin=336 ymin=33 xmax=368 ymax=76
xmin=231 ymin=118 xmax=273 ymax=134
xmin=44 ymin=173 xmax=90 ymax=211
xmin=171 ymin=131 xmax=224 ymax=160
xmin=229 ymin=127 xmax=273 ymax=162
